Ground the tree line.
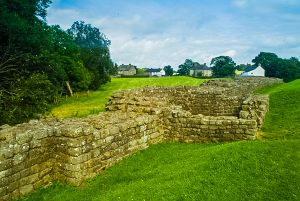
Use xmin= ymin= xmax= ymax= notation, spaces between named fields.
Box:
xmin=0 ymin=0 xmax=116 ymax=125
xmin=167 ymin=53 xmax=300 ymax=81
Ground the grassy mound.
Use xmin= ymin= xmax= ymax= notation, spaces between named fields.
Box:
xmin=50 ymin=76 xmax=206 ymax=118
xmin=258 ymin=79 xmax=300 ymax=139
xmin=21 ymin=79 xmax=300 ymax=201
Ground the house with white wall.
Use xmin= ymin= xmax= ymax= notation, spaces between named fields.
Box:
xmin=241 ymin=65 xmax=265 ymax=77
xmin=189 ymin=64 xmax=213 ymax=77
xmin=145 ymin=68 xmax=165 ymax=77
xmin=118 ymin=64 xmax=137 ymax=76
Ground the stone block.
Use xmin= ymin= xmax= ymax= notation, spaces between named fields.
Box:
xmin=38 ymin=168 xmax=52 ymax=179
xmin=7 ymin=180 xmax=19 ymax=193
xmin=19 ymin=184 xmax=34 ymax=196
xmin=1 ymin=144 xmax=15 ymax=159
xmin=109 ymin=126 xmax=120 ymax=135
xmin=20 ymin=173 xmax=39 ymax=186
xmin=245 ymin=129 xmax=257 ymax=135
xmin=0 ymin=159 xmax=13 ymax=172
xmin=240 ymin=111 xmax=249 ymax=119
xmin=0 ymin=186 xmax=7 ymax=197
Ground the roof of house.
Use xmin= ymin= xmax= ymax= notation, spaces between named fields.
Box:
xmin=191 ymin=64 xmax=211 ymax=71
xmin=118 ymin=64 xmax=137 ymax=71
xmin=243 ymin=66 xmax=258 ymax=72
xmin=145 ymin=68 xmax=162 ymax=73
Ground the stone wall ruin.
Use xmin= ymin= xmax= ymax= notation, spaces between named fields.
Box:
xmin=0 ymin=77 xmax=282 ymax=200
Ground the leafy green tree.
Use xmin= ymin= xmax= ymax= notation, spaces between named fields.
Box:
xmin=270 ymin=57 xmax=300 ymax=82
xmin=211 ymin=56 xmax=236 ymax=77
xmin=163 ymin=65 xmax=174 ymax=76
xmin=0 ymin=1 xmax=117 ymax=125
xmin=109 ymin=63 xmax=118 ymax=75
xmin=67 ymin=21 xmax=111 ymax=48
xmin=0 ymin=0 xmax=52 ymax=53
xmin=178 ymin=59 xmax=194 ymax=75
xmin=46 ymin=25 xmax=92 ymax=91
xmin=252 ymin=52 xmax=279 ymax=77
xmin=0 ymin=73 xmax=57 ymax=125
xmin=252 ymin=52 xmax=300 ymax=82
xmin=67 ymin=21 xmax=114 ymax=89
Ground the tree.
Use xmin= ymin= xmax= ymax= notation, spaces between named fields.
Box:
xmin=67 ymin=21 xmax=114 ymax=89
xmin=0 ymin=0 xmax=59 ymax=124
xmin=0 ymin=2 xmax=118 ymax=125
xmin=109 ymin=63 xmax=118 ymax=75
xmin=67 ymin=21 xmax=110 ymax=49
xmin=270 ymin=57 xmax=300 ymax=82
xmin=163 ymin=65 xmax=174 ymax=76
xmin=0 ymin=0 xmax=52 ymax=53
xmin=252 ymin=52 xmax=300 ymax=82
xmin=211 ymin=56 xmax=236 ymax=77
xmin=177 ymin=59 xmax=194 ymax=75
xmin=252 ymin=52 xmax=279 ymax=77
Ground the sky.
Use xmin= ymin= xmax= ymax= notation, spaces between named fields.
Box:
xmin=47 ymin=0 xmax=300 ymax=69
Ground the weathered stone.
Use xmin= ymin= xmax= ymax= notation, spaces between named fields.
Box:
xmin=19 ymin=184 xmax=33 ymax=196
xmin=20 ymin=174 xmax=39 ymax=186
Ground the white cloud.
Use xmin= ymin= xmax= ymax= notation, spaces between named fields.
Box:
xmin=47 ymin=0 xmax=300 ymax=69
xmin=221 ymin=50 xmax=237 ymax=57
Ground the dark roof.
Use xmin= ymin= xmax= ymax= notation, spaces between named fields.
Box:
xmin=118 ymin=64 xmax=137 ymax=71
xmin=145 ymin=68 xmax=162 ymax=73
xmin=191 ymin=64 xmax=211 ymax=70
xmin=243 ymin=66 xmax=257 ymax=72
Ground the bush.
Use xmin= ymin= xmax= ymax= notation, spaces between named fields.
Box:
xmin=0 ymin=74 xmax=58 ymax=125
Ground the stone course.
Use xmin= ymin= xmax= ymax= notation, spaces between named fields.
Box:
xmin=0 ymin=77 xmax=282 ymax=200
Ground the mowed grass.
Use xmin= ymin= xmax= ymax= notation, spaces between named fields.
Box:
xmin=50 ymin=76 xmax=206 ymax=118
xmin=21 ymin=141 xmax=299 ymax=201
xmin=257 ymin=79 xmax=300 ymax=140
xmin=21 ymin=79 xmax=300 ymax=201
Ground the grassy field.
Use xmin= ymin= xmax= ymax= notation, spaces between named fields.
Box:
xmin=49 ymin=76 xmax=206 ymax=118
xmin=21 ymin=79 xmax=300 ymax=201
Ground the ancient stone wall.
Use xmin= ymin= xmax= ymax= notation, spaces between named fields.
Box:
xmin=0 ymin=112 xmax=164 ymax=200
xmin=0 ymin=77 xmax=282 ymax=200
xmin=106 ymin=86 xmax=243 ymax=117
xmin=239 ymin=95 xmax=269 ymax=128
xmin=163 ymin=109 xmax=257 ymax=143
xmin=203 ymin=77 xmax=282 ymax=96
xmin=106 ymin=77 xmax=282 ymax=117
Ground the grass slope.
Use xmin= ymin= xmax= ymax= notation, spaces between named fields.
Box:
xmin=50 ymin=76 xmax=206 ymax=118
xmin=21 ymin=79 xmax=300 ymax=201
xmin=21 ymin=141 xmax=299 ymax=201
xmin=257 ymin=79 xmax=300 ymax=139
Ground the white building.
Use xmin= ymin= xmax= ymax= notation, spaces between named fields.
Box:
xmin=145 ymin=68 xmax=165 ymax=77
xmin=241 ymin=65 xmax=265 ymax=77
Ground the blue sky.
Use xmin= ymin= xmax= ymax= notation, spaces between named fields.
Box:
xmin=47 ymin=0 xmax=300 ymax=69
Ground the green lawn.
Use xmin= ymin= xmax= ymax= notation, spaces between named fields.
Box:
xmin=21 ymin=79 xmax=300 ymax=201
xmin=50 ymin=76 xmax=206 ymax=118
xmin=257 ymin=79 xmax=300 ymax=140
